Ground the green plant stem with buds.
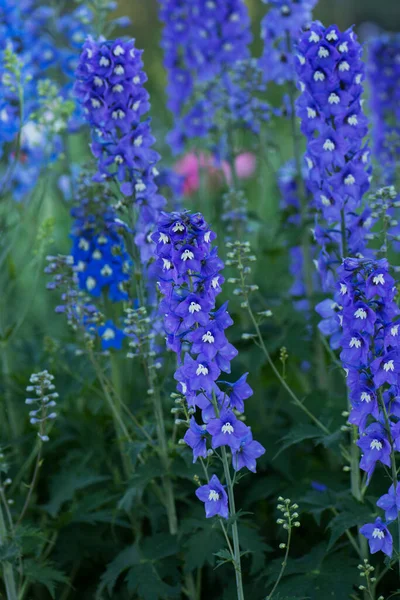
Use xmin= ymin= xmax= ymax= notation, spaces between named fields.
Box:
xmin=209 ymin=393 xmax=244 ymax=600
xmin=0 ymin=499 xmax=18 ymax=600
xmin=378 ymin=390 xmax=400 ymax=576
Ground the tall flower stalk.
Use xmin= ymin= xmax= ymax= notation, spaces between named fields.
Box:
xmin=152 ymin=210 xmax=265 ymax=599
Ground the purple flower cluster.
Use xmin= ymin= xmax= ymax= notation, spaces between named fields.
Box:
xmin=158 ymin=0 xmax=252 ymax=154
xmin=74 ymin=37 xmax=166 ymax=262
xmin=260 ymin=0 xmax=317 ymax=85
xmin=152 ymin=210 xmax=265 ymax=518
xmin=295 ymin=23 xmax=372 ymax=289
xmin=338 ymin=257 xmax=400 ymax=556
xmin=368 ymin=34 xmax=400 ymax=183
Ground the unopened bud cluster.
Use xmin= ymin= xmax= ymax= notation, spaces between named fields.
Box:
xmin=226 ymin=241 xmax=257 ymax=307
xmin=25 ymin=371 xmax=59 ymax=442
xmin=357 ymin=559 xmax=378 ymax=594
xmin=124 ymin=306 xmax=156 ymax=361
xmin=276 ymin=497 xmax=300 ymax=543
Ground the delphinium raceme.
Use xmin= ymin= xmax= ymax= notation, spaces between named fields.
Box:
xmin=158 ymin=0 xmax=252 ymax=154
xmin=295 ymin=22 xmax=372 ymax=289
xmin=74 ymin=36 xmax=166 ymax=265
xmin=337 ymin=257 xmax=400 ymax=566
xmin=368 ymin=34 xmax=400 ymax=185
xmin=152 ymin=210 xmax=265 ymax=600
xmin=260 ymin=0 xmax=318 ymax=86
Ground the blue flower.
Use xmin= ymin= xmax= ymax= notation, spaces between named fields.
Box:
xmin=98 ymin=320 xmax=125 ymax=350
xmin=360 ymin=517 xmax=393 ymax=557
xmin=377 ymin=483 xmax=400 ymax=523
xmin=207 ymin=409 xmax=250 ymax=450
xmin=183 ymin=418 xmax=208 ymax=463
xmin=195 ymin=474 xmax=229 ymax=519
xmin=232 ymin=432 xmax=265 ymax=472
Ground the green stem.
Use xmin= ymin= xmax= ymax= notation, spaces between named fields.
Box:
xmin=221 ymin=447 xmax=244 ymax=600
xmin=242 ymin=288 xmax=330 ymax=436
xmin=267 ymin=527 xmax=292 ymax=600
xmin=0 ymin=501 xmax=18 ymax=600
xmin=1 ymin=344 xmax=19 ymax=443
xmin=378 ymin=391 xmax=400 ymax=576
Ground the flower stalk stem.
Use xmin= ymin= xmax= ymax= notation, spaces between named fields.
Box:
xmin=221 ymin=447 xmax=244 ymax=600
xmin=0 ymin=501 xmax=18 ymax=600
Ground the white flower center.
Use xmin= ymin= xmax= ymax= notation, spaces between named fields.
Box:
xmin=91 ymin=98 xmax=101 ymax=108
xmin=101 ymin=264 xmax=113 ymax=276
xmin=323 ymin=139 xmax=335 ymax=151
xmin=340 ymin=283 xmax=347 ymax=295
xmin=344 ymin=174 xmax=356 ymax=185
xmin=94 ymin=77 xmax=103 ymax=87
xmin=373 ymin=274 xmax=385 ymax=285
xmin=114 ymin=65 xmax=124 ymax=75
xmin=356 ymin=74 xmax=362 ymax=84
xmin=172 ymin=222 xmax=185 ymax=232
xmin=102 ymin=328 xmax=116 ymax=340
xmin=222 ymin=422 xmax=234 ymax=434
xmin=158 ymin=232 xmax=169 ymax=244
xmin=307 ymin=107 xmax=317 ymax=118
xmin=189 ymin=301 xmax=201 ymax=314
xmin=202 ymin=331 xmax=215 ymax=343
xmin=92 ymin=250 xmax=102 ymax=259
xmin=339 ymin=61 xmax=350 ymax=72
xmin=208 ymin=490 xmax=219 ymax=501
xmin=99 ymin=56 xmax=110 ymax=67
xmin=370 ymin=439 xmax=383 ymax=451
xmin=134 ymin=135 xmax=143 ymax=147
xmin=349 ymin=337 xmax=361 ymax=348
xmin=309 ymin=32 xmax=320 ymax=43
xmin=162 ymin=258 xmax=172 ymax=270
xmin=113 ymin=45 xmax=125 ymax=56
xmin=321 ymin=195 xmax=331 ymax=206
xmin=212 ymin=277 xmax=220 ymax=289
xmin=354 ymin=308 xmax=367 ymax=319
xmin=361 ymin=392 xmax=371 ymax=403
xmin=314 ymin=71 xmax=325 ymax=81
xmin=181 ymin=249 xmax=194 ymax=261
xmin=86 ymin=276 xmax=96 ymax=291
xmin=339 ymin=41 xmax=348 ymax=53
xmin=115 ymin=155 xmax=123 ymax=164
xmin=384 ymin=360 xmax=394 ymax=372
xmin=79 ymin=238 xmax=89 ymax=251
xmin=204 ymin=231 xmax=211 ymax=243
xmin=328 ymin=93 xmax=340 ymax=104
xmin=318 ymin=46 xmax=329 ymax=58
xmin=326 ymin=30 xmax=338 ymax=41
xmin=347 ymin=115 xmax=358 ymax=126
xmin=391 ymin=325 xmax=399 ymax=336
xmin=372 ymin=528 xmax=385 ymax=539
xmin=196 ymin=364 xmax=209 ymax=376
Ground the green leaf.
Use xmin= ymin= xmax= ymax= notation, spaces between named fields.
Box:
xmin=274 ymin=424 xmax=324 ymax=458
xmin=0 ymin=541 xmax=20 ymax=563
xmin=23 ymin=559 xmax=69 ymax=599
xmin=214 ymin=548 xmax=233 ymax=569
xmin=126 ymin=564 xmax=180 ymax=599
xmin=43 ymin=469 xmax=110 ymax=517
xmin=142 ymin=533 xmax=179 ymax=562
xmin=327 ymin=501 xmax=372 ymax=550
xmin=183 ymin=525 xmax=225 ymax=572
xmin=97 ymin=544 xmax=140 ymax=596
xmin=239 ymin=524 xmax=273 ymax=575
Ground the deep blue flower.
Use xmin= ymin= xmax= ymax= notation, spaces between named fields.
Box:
xmin=377 ymin=483 xmax=400 ymax=522
xmin=98 ymin=320 xmax=125 ymax=350
xmin=231 ymin=432 xmax=265 ymax=472
xmin=207 ymin=409 xmax=250 ymax=450
xmin=195 ymin=474 xmax=229 ymax=519
xmin=360 ymin=517 xmax=393 ymax=556
xmin=183 ymin=417 xmax=208 ymax=463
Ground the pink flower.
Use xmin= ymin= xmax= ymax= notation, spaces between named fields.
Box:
xmin=174 ymin=151 xmax=256 ymax=196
